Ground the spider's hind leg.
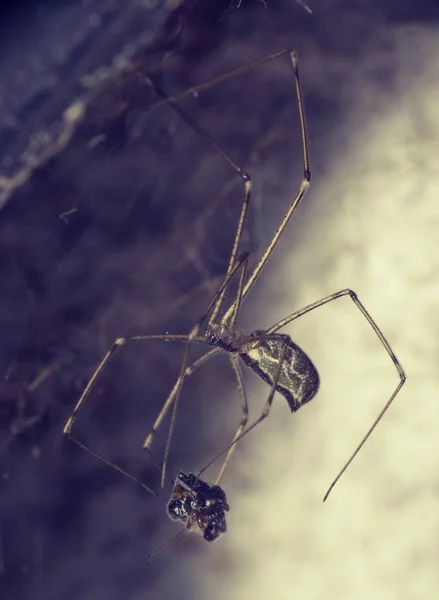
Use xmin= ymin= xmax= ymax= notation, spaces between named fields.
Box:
xmin=63 ymin=332 xmax=195 ymax=496
xmin=198 ymin=332 xmax=291 ymax=478
xmin=213 ymin=355 xmax=249 ymax=485
xmin=144 ymin=252 xmax=250 ymax=489
xmin=267 ymin=288 xmax=406 ymax=500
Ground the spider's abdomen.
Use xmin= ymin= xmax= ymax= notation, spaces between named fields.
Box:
xmin=239 ymin=331 xmax=319 ymax=412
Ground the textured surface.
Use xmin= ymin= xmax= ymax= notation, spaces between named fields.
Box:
xmin=240 ymin=332 xmax=320 ymax=411
xmin=0 ymin=0 xmax=171 ymax=208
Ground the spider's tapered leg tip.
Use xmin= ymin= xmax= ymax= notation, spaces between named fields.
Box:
xmin=143 ymin=433 xmax=154 ymax=450
xmin=322 ymin=485 xmax=333 ymax=503
xmin=63 ymin=418 xmax=74 ymax=435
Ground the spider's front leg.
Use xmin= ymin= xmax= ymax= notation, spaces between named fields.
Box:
xmin=63 ymin=333 xmax=191 ymax=495
xmin=266 ymin=288 xmax=406 ymax=500
xmin=145 ymin=252 xmax=252 ymax=489
xmin=212 ymin=355 xmax=249 ymax=485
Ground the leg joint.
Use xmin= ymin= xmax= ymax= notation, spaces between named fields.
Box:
xmin=347 ymin=289 xmax=358 ymax=301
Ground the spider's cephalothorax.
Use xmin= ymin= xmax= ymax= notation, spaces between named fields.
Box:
xmin=240 ymin=330 xmax=320 ymax=412
xmin=166 ymin=472 xmax=229 ymax=542
xmin=205 ymin=322 xmax=246 ymax=353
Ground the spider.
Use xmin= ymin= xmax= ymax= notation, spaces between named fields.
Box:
xmin=63 ymin=49 xmax=406 ymax=531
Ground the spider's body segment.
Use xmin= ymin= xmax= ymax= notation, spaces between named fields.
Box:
xmin=205 ymin=322 xmax=246 ymax=353
xmin=167 ymin=472 xmax=229 ymax=542
xmin=206 ymin=323 xmax=319 ymax=412
xmin=239 ymin=331 xmax=320 ymax=412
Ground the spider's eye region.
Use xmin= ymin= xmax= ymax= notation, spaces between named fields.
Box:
xmin=206 ymin=323 xmax=230 ymax=343
xmin=206 ymin=328 xmax=220 ymax=345
xmin=166 ymin=472 xmax=230 ymax=542
xmin=205 ymin=323 xmax=242 ymax=352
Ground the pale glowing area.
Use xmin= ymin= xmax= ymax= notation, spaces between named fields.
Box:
xmin=198 ymin=30 xmax=439 ymax=600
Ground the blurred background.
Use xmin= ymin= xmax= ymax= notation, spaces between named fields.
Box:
xmin=1 ymin=0 xmax=438 ymax=599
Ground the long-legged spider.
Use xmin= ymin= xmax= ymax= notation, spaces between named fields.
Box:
xmin=63 ymin=50 xmax=406 ymax=534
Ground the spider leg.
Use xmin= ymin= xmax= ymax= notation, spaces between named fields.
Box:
xmin=142 ymin=347 xmax=220 ymax=452
xmin=198 ymin=332 xmax=290 ymax=477
xmin=63 ymin=333 xmax=192 ymax=436
xmin=222 ymin=51 xmax=311 ymax=322
xmin=185 ymin=190 xmax=248 ymax=485
xmin=268 ymin=288 xmax=406 ymax=500
xmin=101 ymin=52 xmax=292 ymax=162
xmin=232 ymin=332 xmax=290 ymax=441
xmin=195 ymin=213 xmax=249 ymax=485
xmin=156 ymin=252 xmax=250 ymax=488
xmin=214 ymin=355 xmax=249 ymax=485
xmin=150 ymin=80 xmax=252 ymax=326
xmin=63 ymin=332 xmax=203 ymax=495
xmin=227 ymin=234 xmax=248 ymax=328
xmin=190 ymin=256 xmax=250 ymax=484
xmin=150 ymin=50 xmax=291 ymax=112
